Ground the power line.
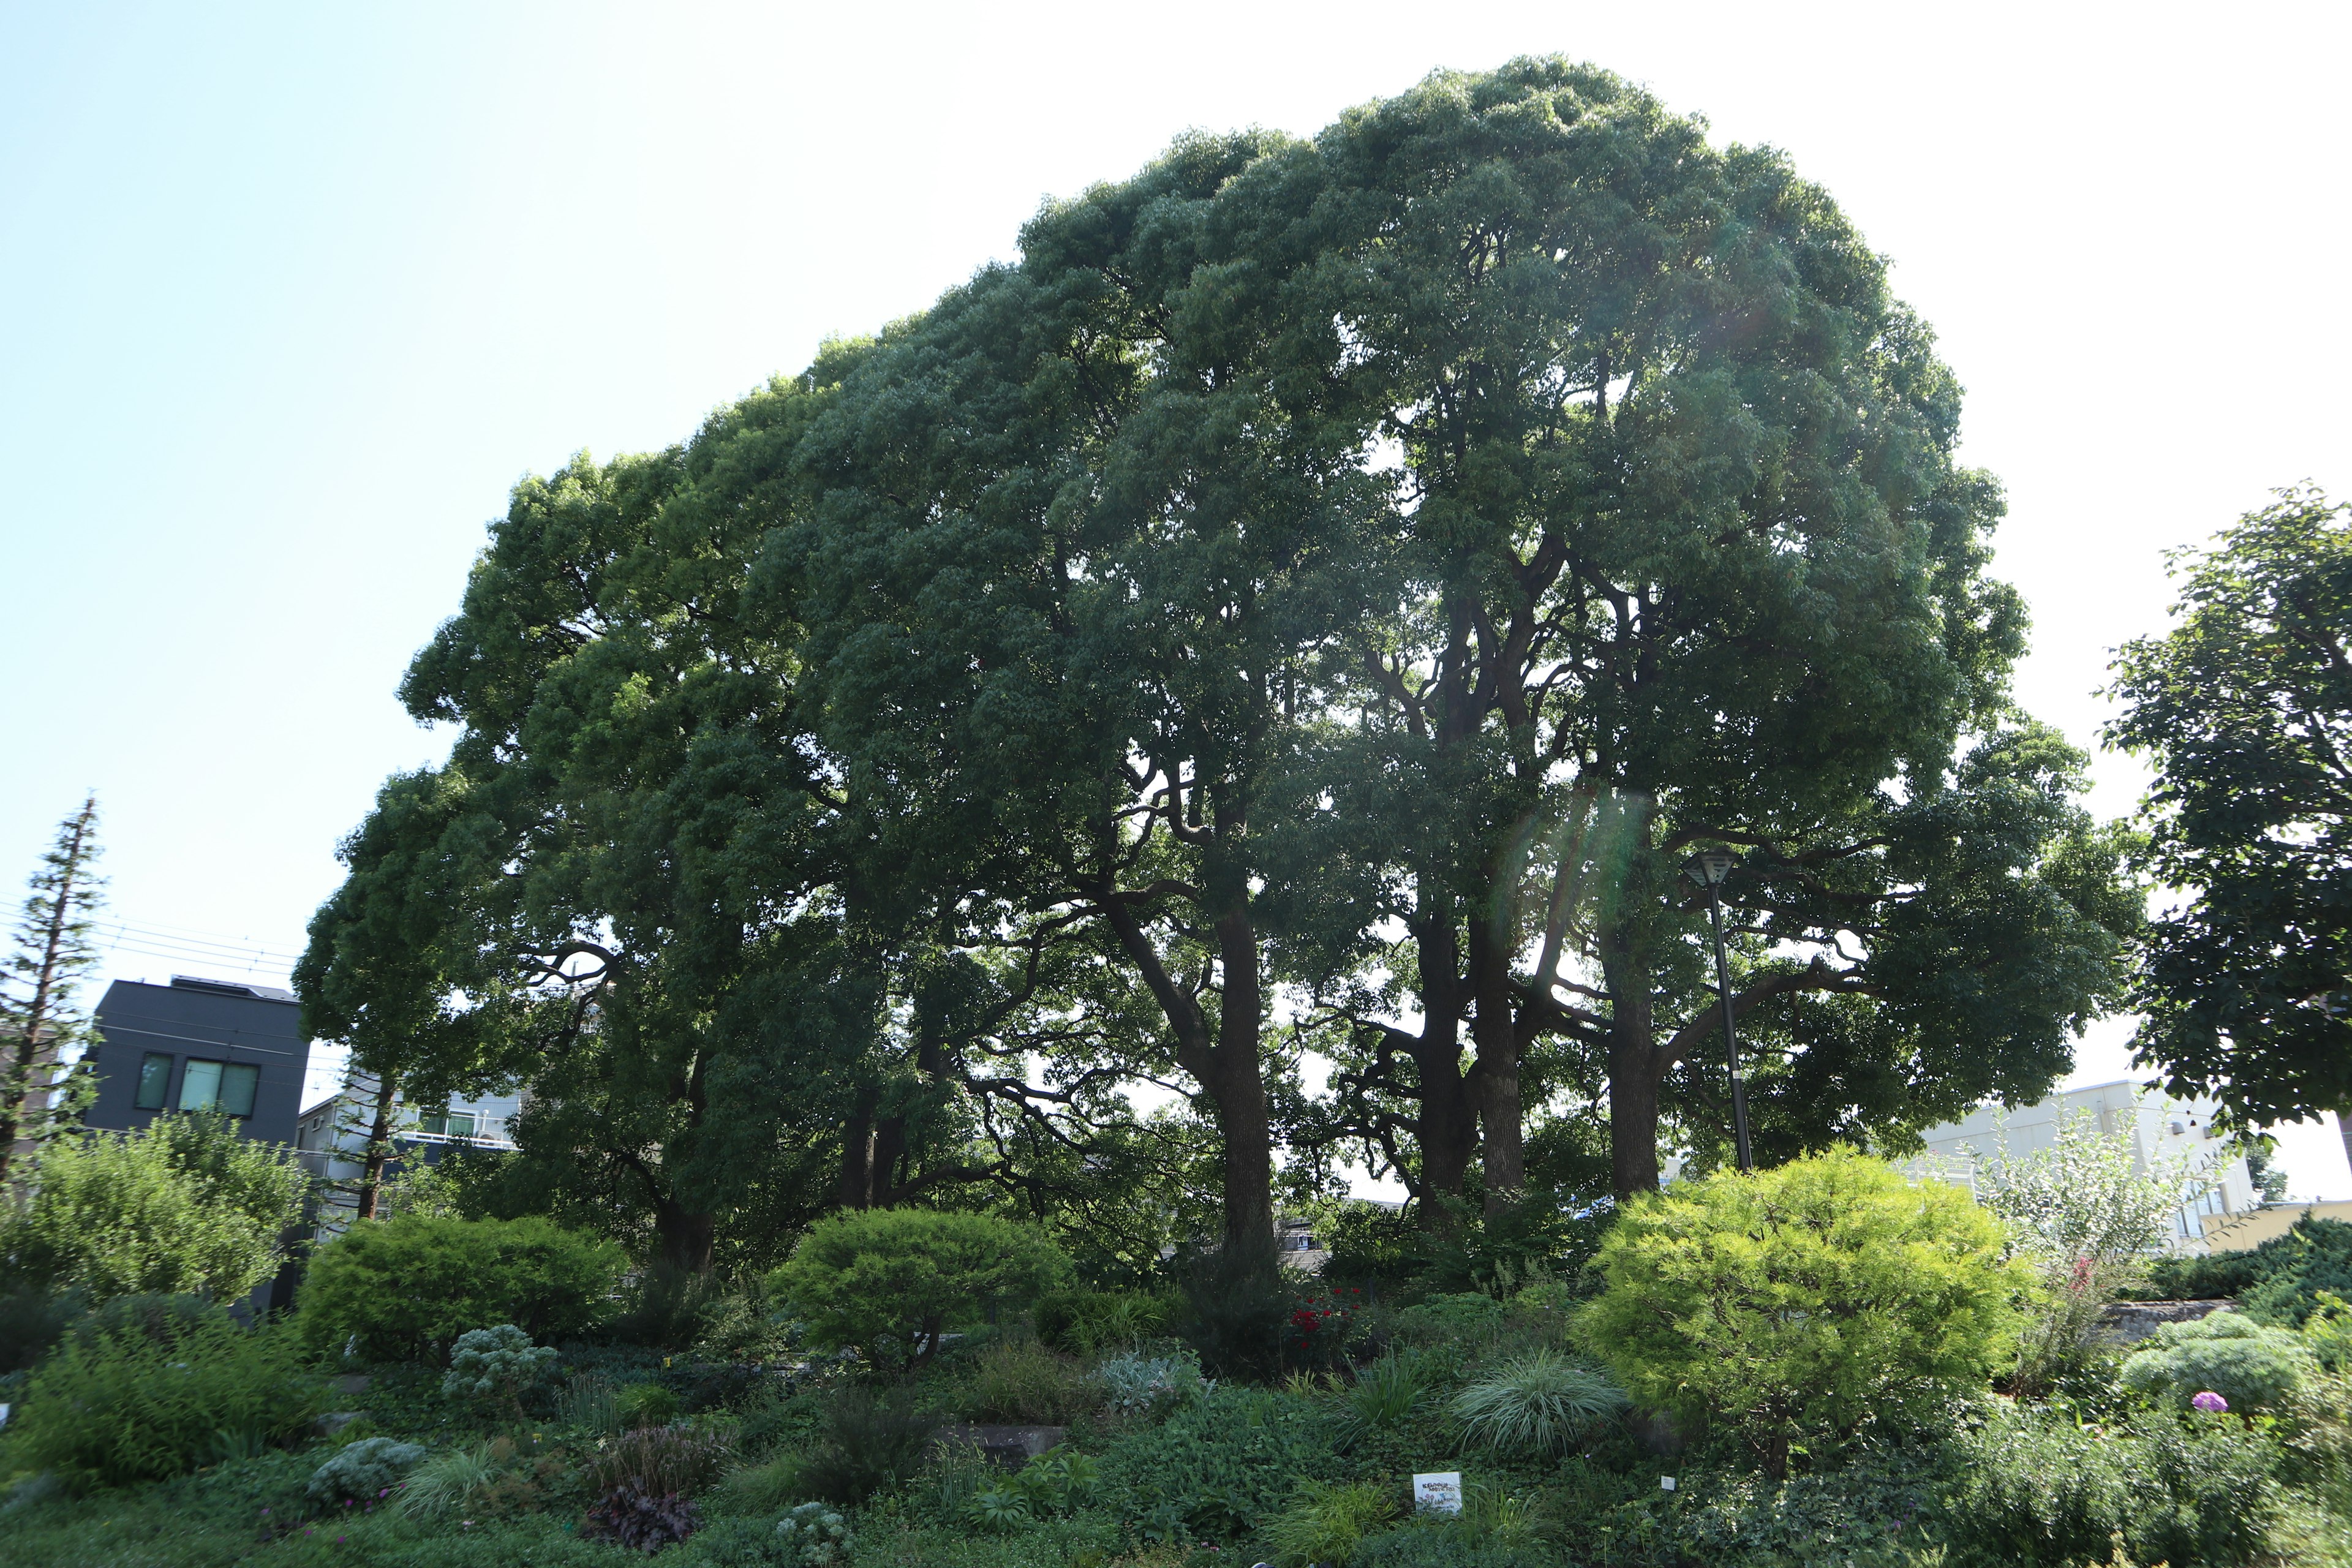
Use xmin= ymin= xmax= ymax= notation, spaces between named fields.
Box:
xmin=94 ymin=918 xmax=301 ymax=979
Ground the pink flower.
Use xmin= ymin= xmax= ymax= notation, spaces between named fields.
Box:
xmin=2192 ymin=1390 xmax=2229 ymax=1413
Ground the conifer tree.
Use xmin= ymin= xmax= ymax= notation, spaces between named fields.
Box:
xmin=1 ymin=795 xmax=105 ymax=1182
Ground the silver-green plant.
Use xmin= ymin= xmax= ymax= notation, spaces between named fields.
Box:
xmin=307 ymin=1436 xmax=427 ymax=1507
xmin=1449 ymin=1349 xmax=1627 ymax=1457
xmin=1972 ymin=1109 xmax=2199 ymax=1267
xmin=442 ymin=1324 xmax=556 ymax=1414
xmin=1092 ymin=1349 xmax=1206 ymax=1417
xmin=774 ymin=1499 xmax=855 ymax=1565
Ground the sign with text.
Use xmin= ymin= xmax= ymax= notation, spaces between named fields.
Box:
xmin=1412 ymin=1472 xmax=1463 ymax=1514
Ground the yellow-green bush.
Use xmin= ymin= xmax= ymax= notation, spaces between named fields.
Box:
xmin=1585 ymin=1147 xmax=2029 ymax=1472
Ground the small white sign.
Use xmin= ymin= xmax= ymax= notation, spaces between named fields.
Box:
xmin=1413 ymin=1472 xmax=1463 ymax=1515
xmin=1660 ymin=1475 xmax=1676 ymax=1492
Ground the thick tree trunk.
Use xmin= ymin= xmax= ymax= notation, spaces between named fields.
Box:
xmin=838 ymin=1087 xmax=878 ymax=1208
xmin=1206 ymin=906 xmax=1277 ymax=1276
xmin=353 ymin=1074 xmax=399 ymax=1221
xmin=654 ymin=1200 xmax=716 ymax=1275
xmin=1602 ymin=942 xmax=1664 ymax=1199
xmin=1405 ymin=910 xmax=1477 ymax=1224
xmin=1466 ymin=918 xmax=1525 ymax=1214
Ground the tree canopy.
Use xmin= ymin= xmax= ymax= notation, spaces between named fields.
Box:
xmin=2106 ymin=485 xmax=2352 ymax=1126
xmin=296 ymin=56 xmax=2135 ymax=1273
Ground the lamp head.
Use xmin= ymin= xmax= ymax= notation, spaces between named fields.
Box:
xmin=1687 ymin=851 xmax=1737 ymax=888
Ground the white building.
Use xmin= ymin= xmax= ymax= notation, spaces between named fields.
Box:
xmin=294 ymin=1067 xmax=522 ymax=1238
xmin=1911 ymin=1079 xmax=2257 ymax=1253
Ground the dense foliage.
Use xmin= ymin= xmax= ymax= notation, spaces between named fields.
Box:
xmin=2108 ymin=486 xmax=2352 ymax=1125
xmin=10 ymin=1312 xmax=322 ymax=1488
xmin=296 ymin=1214 xmax=626 ymax=1359
xmin=0 ymin=1109 xmax=306 ymax=1302
xmin=1586 ymin=1147 xmax=2029 ymax=1471
xmin=290 ymin=55 xmax=2136 ymax=1283
xmin=774 ymin=1208 xmax=1069 ymax=1366
xmin=9 ymin=50 xmax=2350 ymax=1568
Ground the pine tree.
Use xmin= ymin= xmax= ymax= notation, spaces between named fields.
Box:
xmin=1 ymin=795 xmax=105 ymax=1182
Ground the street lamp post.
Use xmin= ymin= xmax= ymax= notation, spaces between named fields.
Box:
xmin=1688 ymin=851 xmax=1754 ymax=1174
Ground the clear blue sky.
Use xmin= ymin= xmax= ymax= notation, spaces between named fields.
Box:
xmin=5 ymin=4 xmax=2347 ymax=1183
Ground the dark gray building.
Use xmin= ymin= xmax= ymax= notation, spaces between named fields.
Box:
xmin=86 ymin=974 xmax=312 ymax=1148
xmin=83 ymin=975 xmax=317 ymax=1313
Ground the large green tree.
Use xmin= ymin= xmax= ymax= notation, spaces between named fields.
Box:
xmin=1137 ymin=60 xmax=2135 ymax=1200
xmin=2106 ymin=486 xmax=2352 ymax=1125
xmin=303 ymin=379 xmax=1186 ymax=1273
xmin=781 ymin=132 xmax=1391 ymax=1271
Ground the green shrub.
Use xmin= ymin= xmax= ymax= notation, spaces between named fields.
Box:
xmin=797 ymin=1386 xmax=940 ymax=1505
xmin=1390 ymin=1291 xmax=1507 ymax=1346
xmin=1449 ymin=1348 xmax=1627 ymax=1457
xmin=690 ymin=1275 xmax=801 ymax=1363
xmin=1316 ymin=1200 xmax=1424 ymax=1291
xmin=735 ymin=1381 xmax=825 ymax=1459
xmin=2239 ymin=1222 xmax=2352 ymax=1327
xmin=296 ymin=1213 xmax=625 ymax=1360
xmin=772 ymin=1209 xmax=1069 ymax=1368
xmin=965 ymin=1338 xmax=1096 ymax=1424
xmin=69 ymin=1290 xmax=224 ymax=1348
xmin=1659 ymin=1446 xmax=1966 ymax=1568
xmin=1336 ymin=1351 xmax=1434 ymax=1446
xmin=1032 ymin=1287 xmax=1167 ymax=1353
xmin=2301 ymin=1290 xmax=2352 ymax=1372
xmin=682 ymin=1513 xmax=801 ymax=1566
xmin=1586 ymin=1148 xmax=2029 ymax=1472
xmin=616 ymin=1379 xmax=682 ymax=1427
xmin=1261 ymin=1478 xmax=1398 ymax=1567
xmin=307 ymin=1436 xmax=428 ymax=1507
xmin=1956 ymin=1400 xmax=2288 ymax=1566
xmin=2119 ymin=1311 xmax=2315 ymax=1413
xmin=0 ymin=1110 xmax=306 ymax=1303
xmin=0 ymin=1281 xmax=83 ymax=1373
xmin=10 ymin=1314 xmax=322 ymax=1487
xmin=1096 ymin=1384 xmax=1344 ymax=1540
xmin=1174 ymin=1256 xmax=1295 ymax=1380
xmin=2145 ymin=1216 xmax=2352 ymax=1310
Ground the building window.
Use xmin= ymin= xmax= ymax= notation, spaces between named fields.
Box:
xmin=178 ymin=1060 xmax=260 ymax=1117
xmin=134 ymin=1052 xmax=173 ymax=1111
xmin=421 ymin=1111 xmax=477 ymax=1139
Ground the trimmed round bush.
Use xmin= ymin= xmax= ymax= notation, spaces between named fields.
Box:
xmin=1585 ymin=1147 xmax=2029 ymax=1472
xmin=772 ymin=1208 xmax=1069 ymax=1367
xmin=2119 ymin=1310 xmax=2315 ymax=1414
xmin=296 ymin=1213 xmax=625 ymax=1360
